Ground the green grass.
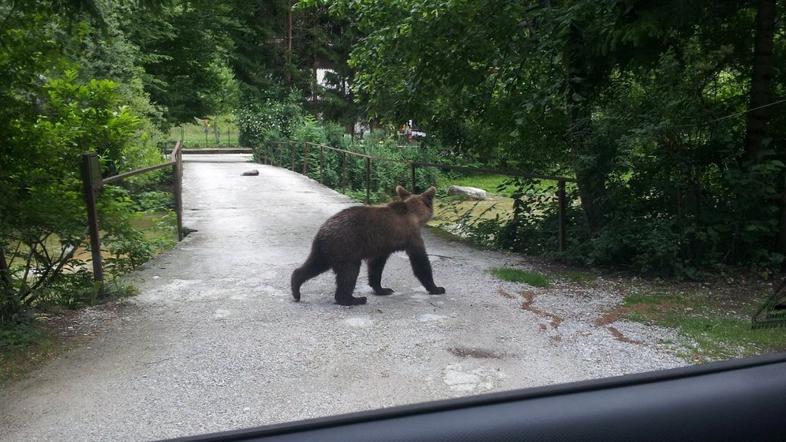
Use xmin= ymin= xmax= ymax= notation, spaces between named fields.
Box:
xmin=560 ymin=270 xmax=596 ymax=285
xmin=129 ymin=210 xmax=177 ymax=253
xmin=489 ymin=267 xmax=551 ymax=288
xmin=0 ymin=321 xmax=59 ymax=386
xmin=621 ymin=291 xmax=786 ymax=361
xmin=169 ymin=114 xmax=239 ymax=148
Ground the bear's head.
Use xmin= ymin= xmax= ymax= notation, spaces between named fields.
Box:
xmin=396 ymin=185 xmax=436 ymax=225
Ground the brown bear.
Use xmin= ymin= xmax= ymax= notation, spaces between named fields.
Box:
xmin=291 ymin=185 xmax=445 ymax=306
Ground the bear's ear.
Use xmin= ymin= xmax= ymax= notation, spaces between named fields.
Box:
xmin=421 ymin=186 xmax=436 ymax=199
xmin=396 ymin=185 xmax=411 ymax=199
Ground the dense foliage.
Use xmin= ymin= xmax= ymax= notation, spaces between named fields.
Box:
xmin=0 ymin=1 xmax=177 ymax=322
xmin=320 ymin=0 xmax=786 ymax=276
xmin=240 ymin=98 xmax=442 ymax=202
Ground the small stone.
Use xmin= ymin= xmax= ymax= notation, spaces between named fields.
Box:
xmin=242 ymin=169 xmax=259 ymax=176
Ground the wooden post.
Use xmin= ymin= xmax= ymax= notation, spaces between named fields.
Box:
xmin=341 ymin=152 xmax=347 ymax=193
xmin=303 ymin=143 xmax=309 ymax=175
xmin=365 ymin=157 xmax=371 ymax=204
xmin=411 ymin=162 xmax=417 ymax=193
xmin=0 ymin=242 xmax=11 ymax=290
xmin=290 ymin=143 xmax=295 ymax=171
xmin=80 ymin=153 xmax=104 ymax=284
xmin=173 ymin=144 xmax=184 ymax=241
xmin=320 ymin=145 xmax=325 ymax=184
xmin=558 ymin=180 xmax=567 ymax=252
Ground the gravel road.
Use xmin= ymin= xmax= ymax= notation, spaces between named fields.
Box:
xmin=0 ymin=154 xmax=687 ymax=441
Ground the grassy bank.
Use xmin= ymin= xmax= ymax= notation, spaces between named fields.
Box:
xmin=617 ymin=290 xmax=786 ymax=362
xmin=170 ymin=115 xmax=239 ymax=148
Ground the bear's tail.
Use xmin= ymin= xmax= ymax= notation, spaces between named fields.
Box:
xmin=291 ymin=241 xmax=329 ymax=302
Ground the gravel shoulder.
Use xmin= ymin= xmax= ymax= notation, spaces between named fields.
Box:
xmin=0 ymin=154 xmax=687 ymax=441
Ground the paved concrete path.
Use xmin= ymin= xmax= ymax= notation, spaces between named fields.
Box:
xmin=0 ymin=154 xmax=685 ymax=441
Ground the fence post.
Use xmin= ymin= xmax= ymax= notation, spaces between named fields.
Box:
xmin=558 ymin=180 xmax=567 ymax=252
xmin=303 ymin=143 xmax=309 ymax=175
xmin=365 ymin=157 xmax=371 ymax=204
xmin=173 ymin=143 xmax=184 ymax=241
xmin=341 ymin=152 xmax=347 ymax=193
xmin=320 ymin=145 xmax=325 ymax=184
xmin=411 ymin=162 xmax=417 ymax=193
xmin=290 ymin=142 xmax=296 ymax=171
xmin=80 ymin=153 xmax=104 ymax=285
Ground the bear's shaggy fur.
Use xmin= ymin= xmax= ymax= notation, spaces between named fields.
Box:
xmin=291 ymin=186 xmax=445 ymax=305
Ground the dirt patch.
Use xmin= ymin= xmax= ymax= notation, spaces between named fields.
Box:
xmin=42 ymin=301 xmax=138 ymax=338
xmin=595 ymin=302 xmax=670 ymax=327
xmin=2 ymin=301 xmax=137 ymax=386
xmin=497 ymin=288 xmax=514 ymax=299
xmin=447 ymin=346 xmax=503 ymax=359
xmin=518 ymin=290 xmax=563 ymax=329
xmin=607 ymin=326 xmax=642 ymax=345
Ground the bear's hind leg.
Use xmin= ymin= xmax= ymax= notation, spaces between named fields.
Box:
xmin=368 ymin=254 xmax=394 ymax=296
xmin=334 ymin=261 xmax=366 ymax=306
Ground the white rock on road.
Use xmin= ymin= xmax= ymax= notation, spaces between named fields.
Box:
xmin=0 ymin=153 xmax=686 ymax=441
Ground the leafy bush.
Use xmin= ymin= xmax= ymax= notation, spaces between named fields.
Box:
xmin=133 ymin=191 xmax=174 ymax=212
xmin=237 ymin=91 xmax=304 ymax=150
xmin=0 ymin=67 xmax=167 ymax=323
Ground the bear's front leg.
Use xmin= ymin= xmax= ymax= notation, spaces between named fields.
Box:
xmin=406 ymin=242 xmax=445 ymax=295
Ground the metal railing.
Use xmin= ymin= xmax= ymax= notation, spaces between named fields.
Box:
xmin=259 ymin=140 xmax=576 ymax=252
xmin=80 ymin=141 xmax=184 ymax=286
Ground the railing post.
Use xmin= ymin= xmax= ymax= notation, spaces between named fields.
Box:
xmin=365 ymin=157 xmax=371 ymax=204
xmin=265 ymin=143 xmax=269 ymax=165
xmin=290 ymin=142 xmax=296 ymax=171
xmin=80 ymin=153 xmax=104 ymax=285
xmin=320 ymin=145 xmax=325 ymax=184
xmin=303 ymin=143 xmax=309 ymax=175
xmin=558 ymin=179 xmax=567 ymax=252
xmin=341 ymin=152 xmax=347 ymax=193
xmin=173 ymin=143 xmax=184 ymax=241
xmin=411 ymin=162 xmax=417 ymax=193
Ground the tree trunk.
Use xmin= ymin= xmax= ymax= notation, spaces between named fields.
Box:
xmin=0 ymin=244 xmax=10 ymax=290
xmin=744 ymin=0 xmax=776 ymax=163
xmin=747 ymin=0 xmax=786 ymax=255
xmin=286 ymin=0 xmax=293 ymax=85
xmin=566 ymin=22 xmax=609 ymax=234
